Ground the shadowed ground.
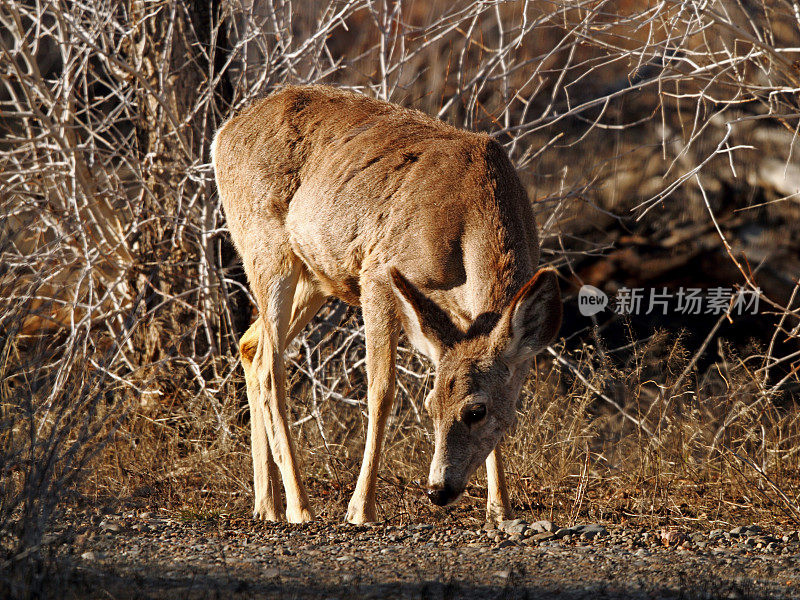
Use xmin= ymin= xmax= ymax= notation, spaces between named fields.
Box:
xmin=30 ymin=514 xmax=800 ymax=600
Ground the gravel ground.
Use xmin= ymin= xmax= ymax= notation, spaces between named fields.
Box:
xmin=42 ymin=511 xmax=800 ymax=599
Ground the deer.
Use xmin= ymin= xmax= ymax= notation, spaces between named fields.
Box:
xmin=211 ymin=85 xmax=562 ymax=525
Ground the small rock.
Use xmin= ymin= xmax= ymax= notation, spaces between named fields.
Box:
xmin=553 ymin=528 xmax=572 ymax=539
xmin=570 ymin=525 xmax=586 ymax=533
xmin=531 ymin=520 xmax=554 ymax=533
xmin=581 ymin=525 xmax=609 ymax=539
xmin=537 ymin=520 xmax=555 ymax=532
xmin=709 ymin=529 xmax=724 ymax=539
xmin=730 ymin=526 xmax=745 ymax=536
xmin=533 ymin=532 xmax=556 ymax=542
xmin=505 ymin=524 xmax=527 ymax=536
xmin=499 ymin=519 xmax=527 ymax=535
xmin=80 ymin=551 xmax=97 ymax=560
xmin=495 ymin=539 xmax=516 ymax=549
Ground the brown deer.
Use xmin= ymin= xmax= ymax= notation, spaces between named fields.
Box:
xmin=212 ymin=85 xmax=561 ymax=524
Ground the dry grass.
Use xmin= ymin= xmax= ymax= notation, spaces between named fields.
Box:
xmin=81 ymin=321 xmax=800 ymax=531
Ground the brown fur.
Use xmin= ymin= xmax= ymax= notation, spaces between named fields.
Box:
xmin=213 ymin=85 xmax=561 ymax=524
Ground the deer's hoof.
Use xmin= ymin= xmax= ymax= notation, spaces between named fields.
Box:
xmin=252 ymin=493 xmax=282 ymax=521
xmin=346 ymin=503 xmax=377 ymax=525
xmin=486 ymin=502 xmax=512 ymax=525
xmin=285 ymin=506 xmax=314 ymax=523
xmin=253 ymin=507 xmax=281 ymax=522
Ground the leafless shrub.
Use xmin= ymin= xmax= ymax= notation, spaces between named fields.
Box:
xmin=1 ymin=3 xmax=799 ymax=591
xmin=0 ymin=255 xmax=139 ymax=595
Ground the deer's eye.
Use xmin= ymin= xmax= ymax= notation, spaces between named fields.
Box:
xmin=462 ymin=403 xmax=487 ymax=426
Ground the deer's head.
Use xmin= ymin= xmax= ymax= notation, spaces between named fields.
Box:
xmin=390 ymin=268 xmax=562 ymax=507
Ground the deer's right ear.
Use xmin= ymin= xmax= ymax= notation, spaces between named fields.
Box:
xmin=493 ymin=268 xmax=562 ymax=365
xmin=389 ymin=268 xmax=458 ymax=363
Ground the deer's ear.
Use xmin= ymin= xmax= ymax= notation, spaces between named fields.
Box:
xmin=494 ymin=269 xmax=562 ymax=364
xmin=389 ymin=268 xmax=459 ymax=363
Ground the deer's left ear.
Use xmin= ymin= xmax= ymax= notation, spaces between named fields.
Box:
xmin=493 ymin=269 xmax=562 ymax=364
xmin=389 ymin=267 xmax=460 ymax=364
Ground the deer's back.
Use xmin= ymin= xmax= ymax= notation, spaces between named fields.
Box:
xmin=214 ymin=86 xmax=539 ymax=312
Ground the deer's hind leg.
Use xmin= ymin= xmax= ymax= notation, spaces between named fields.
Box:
xmin=241 ymin=270 xmax=326 ymax=521
xmin=240 ymin=321 xmax=283 ymax=520
xmin=243 ymin=251 xmax=326 ymax=523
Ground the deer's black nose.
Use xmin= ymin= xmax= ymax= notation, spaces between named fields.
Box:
xmin=427 ymin=484 xmax=458 ymax=506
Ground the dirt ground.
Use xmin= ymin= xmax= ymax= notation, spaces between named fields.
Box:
xmin=31 ymin=509 xmax=800 ymax=600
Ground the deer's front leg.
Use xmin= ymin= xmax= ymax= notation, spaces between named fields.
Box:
xmin=485 ymin=444 xmax=512 ymax=524
xmin=346 ymin=288 xmax=398 ymax=524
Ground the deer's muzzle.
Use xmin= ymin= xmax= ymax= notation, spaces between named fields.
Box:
xmin=426 ymin=483 xmax=461 ymax=506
